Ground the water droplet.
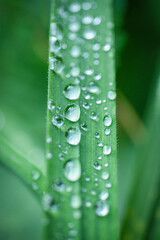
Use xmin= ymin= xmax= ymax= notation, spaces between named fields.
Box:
xmin=64 ymin=158 xmax=81 ymax=182
xmin=95 ymin=200 xmax=109 ymax=216
xmin=65 ymin=104 xmax=80 ymax=122
xmin=83 ymin=91 xmax=91 ymax=100
xmin=96 ymin=99 xmax=102 ymax=104
xmin=70 ymin=67 xmax=80 ymax=77
xmin=85 ymin=68 xmax=94 ymax=75
xmin=85 ymin=176 xmax=90 ymax=181
xmin=73 ymin=210 xmax=82 ymax=219
xmin=88 ymin=82 xmax=99 ymax=93
xmin=83 ymin=29 xmax=96 ymax=40
xmin=85 ymin=201 xmax=92 ymax=207
xmin=93 ymin=17 xmax=101 ymax=25
xmin=81 ymin=123 xmax=88 ymax=131
xmin=105 ymin=128 xmax=110 ymax=135
xmin=69 ymin=32 xmax=77 ymax=40
xmin=69 ymin=22 xmax=80 ymax=32
xmin=92 ymin=43 xmax=100 ymax=51
xmin=103 ymin=145 xmax=111 ymax=155
xmin=71 ymin=195 xmax=81 ymax=208
xmin=82 ymin=15 xmax=93 ymax=24
xmin=69 ymin=2 xmax=81 ymax=12
xmin=49 ymin=56 xmax=64 ymax=73
xmin=50 ymin=22 xmax=63 ymax=40
xmin=106 ymin=182 xmax=112 ymax=188
xmin=66 ymin=127 xmax=81 ymax=145
xmin=32 ymin=170 xmax=40 ymax=180
xmin=50 ymin=36 xmax=61 ymax=52
xmin=93 ymin=162 xmax=102 ymax=170
xmin=102 ymin=171 xmax=109 ymax=180
xmin=83 ymin=102 xmax=90 ymax=109
xmin=103 ymin=43 xmax=111 ymax=52
xmin=48 ymin=99 xmax=55 ymax=110
xmin=70 ymin=46 xmax=80 ymax=58
xmin=94 ymin=73 xmax=101 ymax=80
xmin=103 ymin=115 xmax=112 ymax=126
xmin=53 ymin=180 xmax=66 ymax=192
xmin=52 ymin=115 xmax=64 ymax=127
xmin=64 ymin=84 xmax=80 ymax=100
xmin=97 ymin=141 xmax=103 ymax=147
xmin=91 ymin=190 xmax=96 ymax=195
xmin=95 ymin=132 xmax=100 ymax=138
xmin=90 ymin=111 xmax=98 ymax=120
xmin=99 ymin=190 xmax=109 ymax=200
xmin=108 ymin=90 xmax=116 ymax=100
xmin=82 ymin=2 xmax=92 ymax=10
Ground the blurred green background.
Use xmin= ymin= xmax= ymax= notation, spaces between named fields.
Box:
xmin=0 ymin=0 xmax=160 ymax=239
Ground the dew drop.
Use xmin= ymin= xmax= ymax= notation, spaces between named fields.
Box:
xmin=70 ymin=67 xmax=80 ymax=77
xmin=103 ymin=43 xmax=111 ymax=52
xmin=50 ymin=36 xmax=61 ymax=53
xmin=49 ymin=56 xmax=64 ymax=73
xmin=64 ymin=158 xmax=81 ymax=182
xmin=52 ymin=115 xmax=64 ymax=127
xmin=71 ymin=195 xmax=81 ymax=208
xmin=82 ymin=15 xmax=93 ymax=24
xmin=90 ymin=111 xmax=98 ymax=120
xmin=93 ymin=162 xmax=101 ymax=170
xmin=65 ymin=104 xmax=80 ymax=122
xmin=103 ymin=145 xmax=111 ymax=155
xmin=92 ymin=43 xmax=100 ymax=51
xmin=108 ymin=90 xmax=116 ymax=100
xmin=84 ymin=68 xmax=94 ymax=75
xmin=94 ymin=73 xmax=101 ymax=81
xmin=106 ymin=182 xmax=112 ymax=188
xmin=82 ymin=102 xmax=90 ymax=109
xmin=69 ymin=2 xmax=81 ymax=12
xmin=50 ymin=22 xmax=63 ymax=40
xmin=95 ymin=201 xmax=109 ymax=216
xmin=83 ymin=29 xmax=96 ymax=40
xmin=81 ymin=123 xmax=88 ymax=131
xmin=69 ymin=22 xmax=80 ymax=32
xmin=105 ymin=128 xmax=111 ymax=136
xmin=32 ymin=170 xmax=40 ymax=180
xmin=102 ymin=171 xmax=109 ymax=180
xmin=85 ymin=201 xmax=92 ymax=207
xmin=48 ymin=99 xmax=55 ymax=110
xmin=66 ymin=127 xmax=81 ymax=145
xmin=70 ymin=46 xmax=80 ymax=58
xmin=73 ymin=210 xmax=82 ymax=219
xmin=99 ymin=190 xmax=109 ymax=200
xmin=88 ymin=81 xmax=99 ymax=93
xmin=95 ymin=132 xmax=100 ymax=138
xmin=82 ymin=2 xmax=92 ymax=10
xmin=103 ymin=115 xmax=112 ymax=126
xmin=63 ymin=84 xmax=80 ymax=100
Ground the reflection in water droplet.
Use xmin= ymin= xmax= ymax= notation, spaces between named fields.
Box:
xmin=52 ymin=115 xmax=64 ymax=127
xmin=95 ymin=201 xmax=109 ymax=216
xmin=64 ymin=84 xmax=80 ymax=100
xmin=65 ymin=104 xmax=80 ymax=122
xmin=66 ymin=127 xmax=81 ymax=145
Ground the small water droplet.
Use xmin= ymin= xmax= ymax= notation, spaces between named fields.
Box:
xmin=65 ymin=104 xmax=80 ymax=122
xmin=106 ymin=182 xmax=112 ymax=188
xmin=103 ymin=115 xmax=112 ymax=126
xmin=90 ymin=111 xmax=98 ymax=120
xmin=83 ymin=29 xmax=96 ymax=40
xmin=105 ymin=128 xmax=111 ymax=135
xmin=103 ymin=145 xmax=111 ymax=155
xmin=82 ymin=2 xmax=92 ymax=10
xmin=71 ymin=195 xmax=81 ymax=208
xmin=53 ymin=180 xmax=66 ymax=192
xmin=103 ymin=43 xmax=111 ymax=52
xmin=50 ymin=22 xmax=63 ymax=40
xmin=94 ymin=73 xmax=101 ymax=81
xmin=82 ymin=102 xmax=90 ymax=109
xmin=102 ymin=171 xmax=109 ymax=180
xmin=73 ymin=210 xmax=82 ymax=219
xmin=50 ymin=36 xmax=61 ymax=52
xmin=97 ymin=141 xmax=103 ymax=147
xmin=70 ymin=67 xmax=80 ymax=77
xmin=99 ymin=190 xmax=109 ymax=200
xmin=85 ymin=200 xmax=92 ymax=207
xmin=95 ymin=132 xmax=100 ymax=138
xmin=66 ymin=127 xmax=81 ymax=145
xmin=108 ymin=90 xmax=116 ymax=100
xmin=52 ymin=115 xmax=64 ymax=127
xmin=93 ymin=17 xmax=101 ymax=25
xmin=64 ymin=84 xmax=80 ymax=100
xmin=84 ymin=68 xmax=94 ymax=75
xmin=69 ymin=2 xmax=81 ymax=12
xmin=69 ymin=22 xmax=80 ymax=32
xmin=93 ymin=162 xmax=102 ymax=170
xmin=82 ymin=15 xmax=93 ymax=24
xmin=88 ymin=81 xmax=99 ymax=93
xmin=49 ymin=56 xmax=64 ymax=73
xmin=95 ymin=200 xmax=109 ymax=216
xmin=81 ymin=123 xmax=88 ymax=131
xmin=48 ymin=99 xmax=55 ymax=110
xmin=32 ymin=170 xmax=40 ymax=180
xmin=96 ymin=99 xmax=102 ymax=104
xmin=70 ymin=45 xmax=80 ymax=58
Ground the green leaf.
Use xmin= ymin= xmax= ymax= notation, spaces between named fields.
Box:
xmin=45 ymin=0 xmax=119 ymax=239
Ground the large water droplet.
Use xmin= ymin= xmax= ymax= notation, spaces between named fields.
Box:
xmin=64 ymin=158 xmax=81 ymax=182
xmin=50 ymin=36 xmax=61 ymax=52
xmin=95 ymin=200 xmax=109 ymax=216
xmin=52 ymin=115 xmax=64 ymax=127
xmin=63 ymin=84 xmax=80 ymax=100
xmin=49 ymin=56 xmax=64 ymax=73
xmin=103 ymin=115 xmax=112 ymax=126
xmin=65 ymin=104 xmax=80 ymax=122
xmin=99 ymin=190 xmax=109 ymax=200
xmin=103 ymin=145 xmax=111 ymax=155
xmin=66 ymin=127 xmax=81 ymax=145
